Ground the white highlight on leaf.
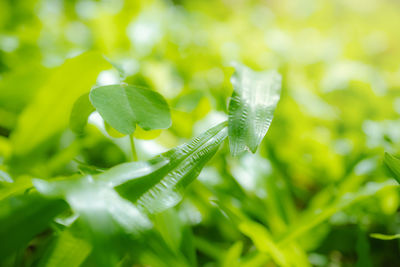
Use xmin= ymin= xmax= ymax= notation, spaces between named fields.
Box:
xmin=228 ymin=63 xmax=281 ymax=156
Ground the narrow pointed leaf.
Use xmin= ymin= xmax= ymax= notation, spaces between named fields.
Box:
xmin=32 ymin=122 xmax=227 ymax=264
xmin=216 ymin=201 xmax=290 ymax=267
xmin=384 ymin=153 xmax=400 ymax=184
xmin=34 ymin=122 xmax=227 ymax=231
xmin=228 ymin=63 xmax=281 ymax=156
xmin=370 ymin=233 xmax=400 ymax=240
xmin=116 ymin=121 xmax=228 ymax=213
xmin=89 ymin=84 xmax=171 ymax=135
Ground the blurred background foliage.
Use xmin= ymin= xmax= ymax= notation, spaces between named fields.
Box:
xmin=0 ymin=0 xmax=400 ymax=266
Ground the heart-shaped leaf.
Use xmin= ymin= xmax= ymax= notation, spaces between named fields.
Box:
xmin=228 ymin=63 xmax=281 ymax=156
xmin=89 ymin=84 xmax=171 ymax=135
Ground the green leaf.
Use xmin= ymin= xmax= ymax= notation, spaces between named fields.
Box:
xmin=222 ymin=241 xmax=243 ymax=267
xmin=116 ymin=121 xmax=228 ymax=213
xmin=11 ymin=52 xmax=108 ymax=155
xmin=33 ymin=122 xmax=227 ymax=236
xmin=370 ymin=233 xmax=400 ymax=240
xmin=69 ymin=93 xmax=95 ymax=134
xmin=0 ymin=192 xmax=68 ymax=258
xmin=384 ymin=153 xmax=400 ymax=184
xmin=89 ymin=84 xmax=171 ymax=135
xmin=37 ymin=229 xmax=92 ymax=267
xmin=228 ymin=63 xmax=281 ymax=156
xmin=153 ymin=208 xmax=196 ymax=265
xmin=278 ymin=181 xmax=398 ymax=245
xmin=33 ymin=161 xmax=168 ymax=237
xmin=0 ymin=176 xmax=32 ymax=201
xmin=31 ymin=122 xmax=227 ymax=266
xmin=216 ymin=201 xmax=291 ymax=267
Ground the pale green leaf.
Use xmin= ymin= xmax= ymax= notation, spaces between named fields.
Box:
xmin=33 ymin=122 xmax=227 ymax=238
xmin=228 ymin=63 xmax=281 ymax=156
xmin=217 ymin=201 xmax=290 ymax=267
xmin=278 ymin=181 xmax=398 ymax=245
xmin=11 ymin=52 xmax=108 ymax=155
xmin=0 ymin=176 xmax=32 ymax=201
xmin=33 ymin=160 xmax=168 ymax=236
xmin=38 ymin=229 xmax=92 ymax=267
xmin=31 ymin=122 xmax=227 ymax=266
xmin=222 ymin=241 xmax=243 ymax=267
xmin=89 ymin=84 xmax=171 ymax=135
xmin=370 ymin=233 xmax=400 ymax=240
xmin=69 ymin=93 xmax=95 ymax=134
xmin=0 ymin=170 xmax=13 ymax=183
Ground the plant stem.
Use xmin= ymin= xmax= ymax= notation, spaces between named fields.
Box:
xmin=129 ymin=134 xmax=138 ymax=161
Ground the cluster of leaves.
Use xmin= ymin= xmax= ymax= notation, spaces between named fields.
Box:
xmin=0 ymin=56 xmax=284 ymax=266
xmin=1 ymin=0 xmax=400 ymax=266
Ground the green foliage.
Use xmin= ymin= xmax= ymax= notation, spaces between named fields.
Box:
xmin=69 ymin=93 xmax=95 ymax=135
xmin=0 ymin=192 xmax=68 ymax=259
xmin=1 ymin=0 xmax=400 ymax=266
xmin=116 ymin=122 xmax=227 ymax=213
xmin=384 ymin=153 xmax=400 ymax=183
xmin=89 ymin=84 xmax=172 ymax=135
xmin=11 ymin=52 xmax=108 ymax=155
xmin=7 ymin=123 xmax=227 ymax=266
xmin=228 ymin=63 xmax=281 ymax=156
xmin=370 ymin=233 xmax=400 ymax=240
xmin=37 ymin=229 xmax=92 ymax=267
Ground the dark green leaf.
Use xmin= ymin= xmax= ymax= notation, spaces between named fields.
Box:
xmin=228 ymin=63 xmax=281 ymax=156
xmin=89 ymin=84 xmax=171 ymax=135
xmin=0 ymin=192 xmax=68 ymax=258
